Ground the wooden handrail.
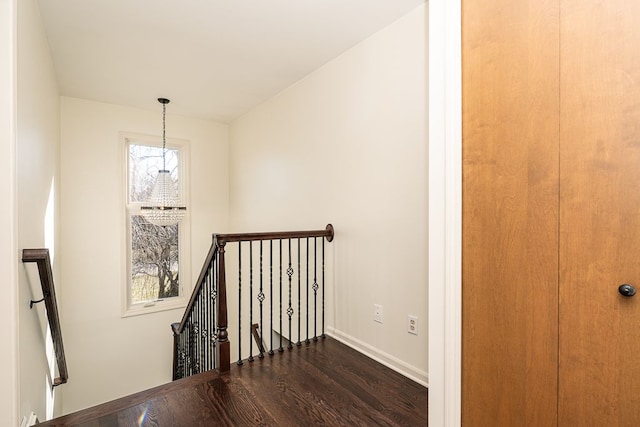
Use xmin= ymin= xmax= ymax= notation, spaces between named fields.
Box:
xmin=22 ymin=248 xmax=68 ymax=386
xmin=215 ymin=224 xmax=334 ymax=245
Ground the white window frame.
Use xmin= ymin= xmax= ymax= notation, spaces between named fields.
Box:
xmin=122 ymin=132 xmax=191 ymax=317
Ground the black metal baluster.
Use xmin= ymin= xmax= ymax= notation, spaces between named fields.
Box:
xmin=186 ymin=327 xmax=190 ymax=376
xmin=212 ymin=255 xmax=217 ymax=369
xmin=191 ymin=317 xmax=196 ymax=376
xmin=201 ymin=290 xmax=205 ymax=371
xmin=176 ymin=331 xmax=184 ymax=379
xmin=209 ymin=263 xmax=214 ymax=371
xmin=202 ymin=286 xmax=207 ymax=370
xmin=248 ymin=242 xmax=254 ymax=362
xmin=182 ymin=329 xmax=187 ymax=378
xmin=183 ymin=324 xmax=188 ymax=377
xmin=195 ymin=300 xmax=199 ymax=375
xmin=194 ymin=300 xmax=199 ymax=375
xmin=313 ymin=237 xmax=318 ymax=342
xmin=189 ymin=312 xmax=194 ymax=376
xmin=188 ymin=320 xmax=193 ymax=376
xmin=185 ymin=327 xmax=189 ymax=377
xmin=198 ymin=298 xmax=201 ymax=374
xmin=322 ymin=238 xmax=326 ymax=339
xmin=190 ymin=305 xmax=195 ymax=376
xmin=297 ymin=238 xmax=301 ymax=347
xmin=197 ymin=294 xmax=202 ymax=373
xmin=195 ymin=309 xmax=199 ymax=375
xmin=305 ymin=237 xmax=310 ymax=344
xmin=278 ymin=239 xmax=283 ymax=353
xmin=182 ymin=325 xmax=187 ymax=377
xmin=202 ymin=289 xmax=206 ymax=372
xmin=269 ymin=240 xmax=274 ymax=355
xmin=287 ymin=238 xmax=293 ymax=349
xmin=204 ymin=271 xmax=209 ymax=372
xmin=195 ymin=288 xmax=202 ymax=374
xmin=212 ymin=269 xmax=216 ymax=370
xmin=189 ymin=320 xmax=193 ymax=376
xmin=177 ymin=330 xmax=183 ymax=379
xmin=195 ymin=292 xmax=199 ymax=374
xmin=188 ymin=323 xmax=191 ymax=375
xmin=204 ymin=276 xmax=210 ymax=374
xmin=185 ymin=326 xmax=189 ymax=376
xmin=258 ymin=241 xmax=264 ymax=359
xmin=201 ymin=278 xmax=206 ymax=373
xmin=238 ymin=243 xmax=243 ymax=365
xmin=188 ymin=319 xmax=192 ymax=376
xmin=175 ymin=331 xmax=180 ymax=379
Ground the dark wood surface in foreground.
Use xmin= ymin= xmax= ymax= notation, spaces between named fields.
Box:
xmin=39 ymin=336 xmax=427 ymax=426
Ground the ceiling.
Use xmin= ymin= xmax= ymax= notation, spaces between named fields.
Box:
xmin=37 ymin=0 xmax=426 ymax=123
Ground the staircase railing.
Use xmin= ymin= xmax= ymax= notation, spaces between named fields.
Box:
xmin=172 ymin=224 xmax=334 ymax=380
xmin=22 ymin=248 xmax=68 ymax=386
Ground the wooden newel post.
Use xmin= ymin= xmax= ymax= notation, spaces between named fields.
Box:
xmin=216 ymin=241 xmax=231 ymax=374
xmin=171 ymin=322 xmax=180 ymax=380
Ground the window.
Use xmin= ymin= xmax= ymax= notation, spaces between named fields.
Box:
xmin=123 ymin=134 xmax=190 ymax=316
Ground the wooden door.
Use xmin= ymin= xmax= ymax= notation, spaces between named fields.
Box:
xmin=463 ymin=0 xmax=640 ymax=425
xmin=559 ymin=1 xmax=640 ymax=424
xmin=462 ymin=1 xmax=560 ymax=424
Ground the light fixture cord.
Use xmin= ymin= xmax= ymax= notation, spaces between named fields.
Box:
xmin=162 ymin=102 xmax=167 ymax=171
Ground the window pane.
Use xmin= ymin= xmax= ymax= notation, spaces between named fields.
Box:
xmin=129 ymin=144 xmax=179 ymax=203
xmin=130 ymin=215 xmax=180 ymax=303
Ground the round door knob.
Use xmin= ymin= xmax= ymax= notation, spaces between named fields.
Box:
xmin=619 ymin=284 xmax=637 ymax=297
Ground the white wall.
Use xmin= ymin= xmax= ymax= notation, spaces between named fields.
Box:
xmin=0 ymin=0 xmax=19 ymax=425
xmin=229 ymin=4 xmax=428 ymax=383
xmin=59 ymin=97 xmax=229 ymax=413
xmin=16 ymin=0 xmax=61 ymax=421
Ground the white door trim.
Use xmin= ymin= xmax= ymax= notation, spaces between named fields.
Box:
xmin=428 ymin=1 xmax=462 ymax=425
xmin=0 ymin=0 xmax=19 ymax=425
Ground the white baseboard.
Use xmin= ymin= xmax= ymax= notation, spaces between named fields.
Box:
xmin=326 ymin=327 xmax=428 ymax=388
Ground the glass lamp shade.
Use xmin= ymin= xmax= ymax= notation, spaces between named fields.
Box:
xmin=140 ymin=170 xmax=186 ymax=226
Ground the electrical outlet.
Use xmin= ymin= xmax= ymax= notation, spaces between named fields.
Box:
xmin=374 ymin=304 xmax=383 ymax=323
xmin=408 ymin=315 xmax=418 ymax=335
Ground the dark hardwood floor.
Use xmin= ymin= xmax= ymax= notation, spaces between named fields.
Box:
xmin=39 ymin=336 xmax=428 ymax=426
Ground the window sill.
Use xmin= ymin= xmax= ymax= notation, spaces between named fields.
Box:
xmin=122 ymin=298 xmax=187 ymax=318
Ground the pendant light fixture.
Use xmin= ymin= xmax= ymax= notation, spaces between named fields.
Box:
xmin=140 ymin=98 xmax=186 ymax=226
